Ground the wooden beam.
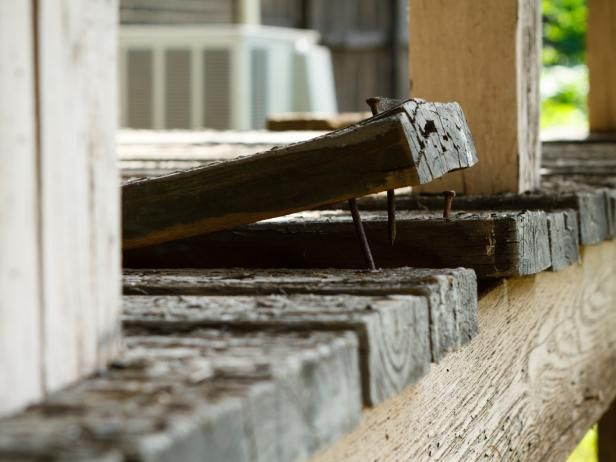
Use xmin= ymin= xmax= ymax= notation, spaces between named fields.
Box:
xmin=0 ymin=0 xmax=42 ymax=416
xmin=588 ymin=0 xmax=616 ymax=133
xmin=37 ymin=0 xmax=121 ymax=392
xmin=409 ymin=0 xmax=541 ymax=194
xmin=122 ymin=99 xmax=478 ymax=249
xmin=123 ymin=267 xmax=479 ymax=363
xmin=124 ymin=294 xmax=431 ymax=406
xmin=123 ymin=210 xmax=551 ymax=278
xmin=0 ymin=0 xmax=120 ymax=416
xmin=310 ymin=242 xmax=616 ymax=462
xmin=267 ymin=113 xmax=369 ymax=131
xmin=0 ymin=329 xmax=361 ymax=462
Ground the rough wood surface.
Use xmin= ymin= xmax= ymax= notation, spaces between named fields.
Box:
xmin=546 ymin=211 xmax=581 ymax=271
xmin=266 ymin=112 xmax=369 ymax=131
xmin=123 ymin=210 xmax=550 ymax=278
xmin=588 ymin=0 xmax=616 ymax=133
xmin=542 ymin=139 xmax=616 ymax=176
xmin=37 ymin=0 xmax=121 ymax=392
xmin=124 ymin=294 xmax=431 ymax=405
xmin=409 ymin=0 xmax=541 ymax=194
xmin=0 ymin=0 xmax=43 ymax=417
xmin=123 ymin=267 xmax=478 ymax=363
xmin=122 ymin=99 xmax=477 ymax=249
xmin=0 ymin=329 xmax=361 ymax=462
xmin=310 ymin=241 xmax=616 ymax=462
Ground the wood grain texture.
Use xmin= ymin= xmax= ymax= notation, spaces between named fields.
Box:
xmin=37 ymin=0 xmax=121 ymax=392
xmin=0 ymin=0 xmax=43 ymax=417
xmin=123 ymin=210 xmax=551 ymax=278
xmin=311 ymin=241 xmax=616 ymax=462
xmin=588 ymin=0 xmax=616 ymax=133
xmin=546 ymin=211 xmax=581 ymax=271
xmin=123 ymin=294 xmax=431 ymax=405
xmin=123 ymin=267 xmax=478 ymax=363
xmin=122 ymin=99 xmax=477 ymax=249
xmin=409 ymin=0 xmax=541 ymax=194
xmin=0 ymin=329 xmax=361 ymax=462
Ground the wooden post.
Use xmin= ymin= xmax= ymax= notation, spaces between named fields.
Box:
xmin=408 ymin=0 xmax=542 ymax=194
xmin=600 ymin=400 xmax=616 ymax=461
xmin=0 ymin=0 xmax=121 ymax=416
xmin=588 ymin=0 xmax=616 ymax=134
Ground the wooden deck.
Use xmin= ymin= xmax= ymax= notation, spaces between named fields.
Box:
xmin=1 ymin=135 xmax=615 ymax=461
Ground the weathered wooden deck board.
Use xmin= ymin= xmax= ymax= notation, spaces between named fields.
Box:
xmin=124 ymin=294 xmax=431 ymax=405
xmin=122 ymin=99 xmax=477 ymax=249
xmin=546 ymin=211 xmax=581 ymax=271
xmin=123 ymin=210 xmax=550 ymax=278
xmin=123 ymin=268 xmax=478 ymax=363
xmin=310 ymin=241 xmax=616 ymax=462
xmin=343 ymin=190 xmax=610 ymax=246
xmin=0 ymin=329 xmax=361 ymax=462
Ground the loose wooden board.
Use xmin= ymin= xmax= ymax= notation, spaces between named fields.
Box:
xmin=310 ymin=241 xmax=616 ymax=462
xmin=123 ymin=210 xmax=550 ymax=278
xmin=123 ymin=267 xmax=478 ymax=363
xmin=122 ymin=99 xmax=477 ymax=249
xmin=0 ymin=329 xmax=361 ymax=462
xmin=124 ymin=294 xmax=431 ymax=405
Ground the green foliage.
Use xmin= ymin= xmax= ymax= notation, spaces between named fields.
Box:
xmin=543 ymin=0 xmax=587 ymax=66
xmin=541 ymin=0 xmax=588 ymax=129
xmin=567 ymin=426 xmax=598 ymax=462
xmin=541 ymin=65 xmax=588 ymax=129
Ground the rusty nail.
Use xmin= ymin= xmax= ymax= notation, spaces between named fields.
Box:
xmin=387 ymin=190 xmax=396 ymax=246
xmin=348 ymin=198 xmax=376 ymax=270
xmin=443 ymin=190 xmax=456 ymax=221
xmin=367 ymin=98 xmax=396 ymax=247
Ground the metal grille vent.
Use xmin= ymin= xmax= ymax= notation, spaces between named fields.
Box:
xmin=203 ymin=49 xmax=231 ymax=130
xmin=251 ymin=48 xmax=269 ymax=129
xmin=127 ymin=49 xmax=153 ymax=129
xmin=164 ymin=49 xmax=191 ymax=129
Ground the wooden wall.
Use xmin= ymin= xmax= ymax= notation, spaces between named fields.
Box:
xmin=262 ymin=0 xmax=409 ymax=112
xmin=120 ymin=0 xmax=236 ymax=25
xmin=118 ymin=0 xmax=408 ymax=113
xmin=0 ymin=0 xmax=121 ymax=417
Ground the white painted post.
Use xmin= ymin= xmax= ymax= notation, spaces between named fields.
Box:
xmin=0 ymin=0 xmax=121 ymax=416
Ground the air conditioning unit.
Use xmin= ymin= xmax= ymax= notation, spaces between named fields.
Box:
xmin=119 ymin=25 xmax=337 ymax=130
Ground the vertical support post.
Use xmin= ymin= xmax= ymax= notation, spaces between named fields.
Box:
xmin=409 ymin=0 xmax=541 ymax=194
xmin=588 ymin=0 xmax=616 ymax=134
xmin=0 ymin=0 xmax=43 ymax=417
xmin=237 ymin=0 xmax=261 ymax=25
xmin=0 ymin=0 xmax=121 ymax=416
xmin=600 ymin=400 xmax=616 ymax=461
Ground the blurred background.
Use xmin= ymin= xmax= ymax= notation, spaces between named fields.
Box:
xmin=118 ymin=0 xmax=589 ymax=137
